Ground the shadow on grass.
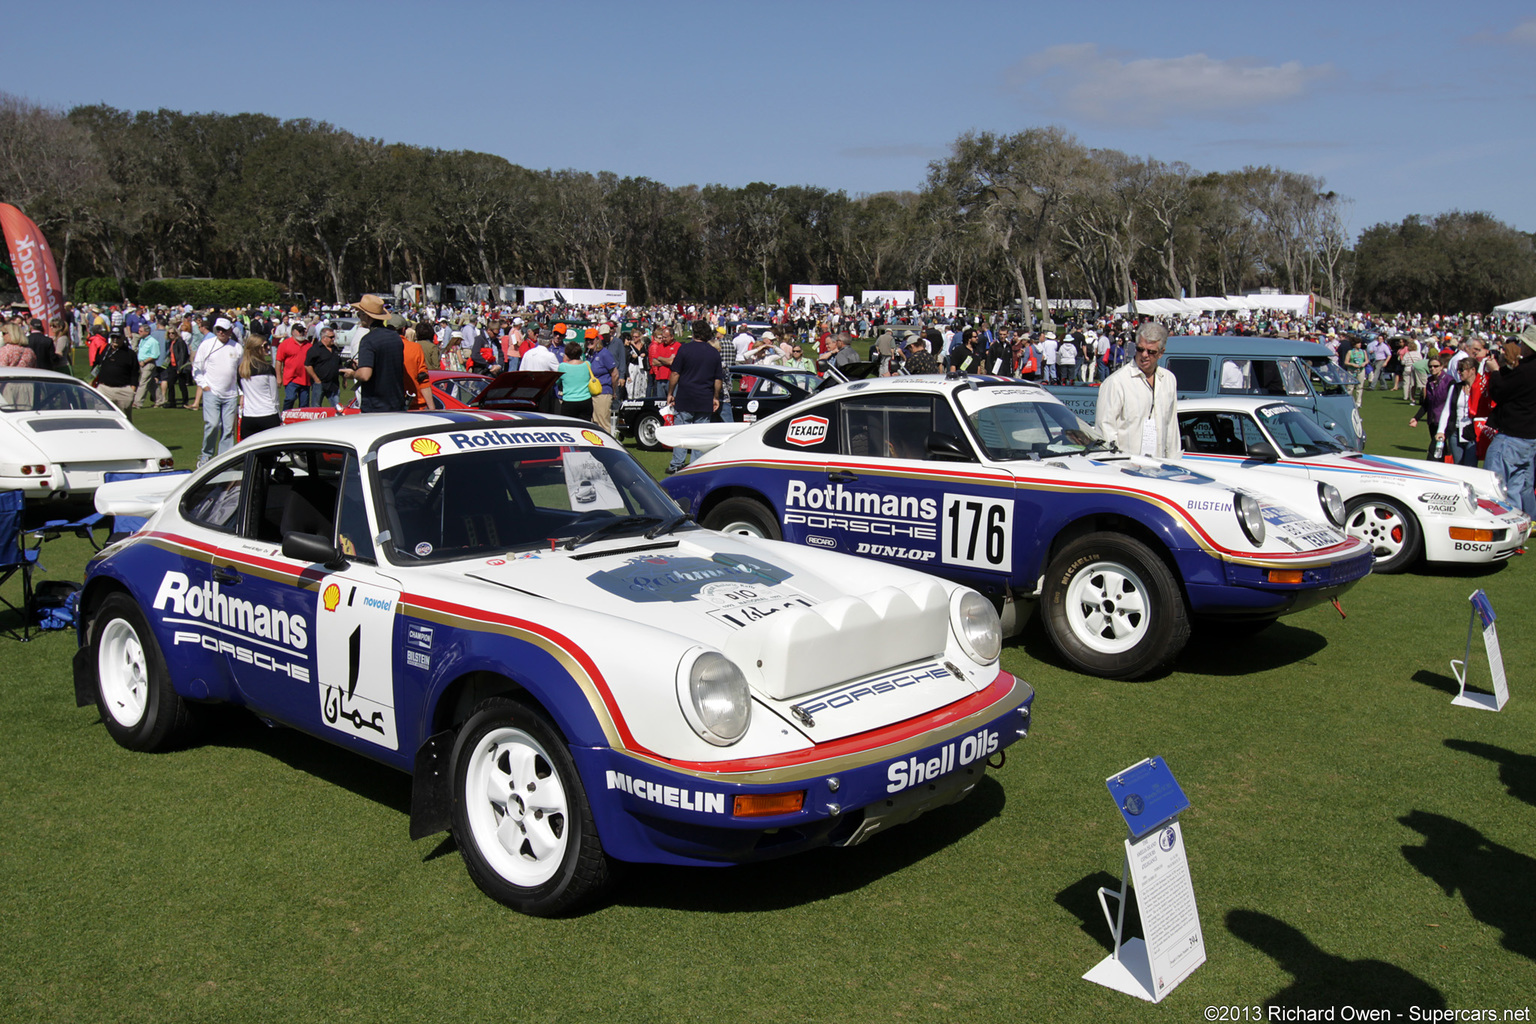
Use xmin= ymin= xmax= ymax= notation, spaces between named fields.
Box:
xmin=1054 ymin=870 xmax=1140 ymax=953
xmin=1399 ymin=809 xmax=1536 ymax=961
xmin=1176 ymin=620 xmax=1328 ymax=677
xmin=1227 ymin=909 xmax=1446 ymax=1011
xmin=201 ymin=707 xmax=413 ymax=816
xmin=1411 ymin=669 xmax=1459 ymax=696
xmin=609 ymin=775 xmax=1008 ymax=914
xmin=1443 ymin=739 xmax=1536 ymax=809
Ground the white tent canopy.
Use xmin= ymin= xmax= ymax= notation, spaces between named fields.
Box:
xmin=1112 ymin=294 xmax=1314 ymax=316
xmin=1494 ymin=296 xmax=1536 ymax=314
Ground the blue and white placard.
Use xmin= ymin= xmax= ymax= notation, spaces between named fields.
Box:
xmin=1451 ymin=589 xmax=1509 ymax=712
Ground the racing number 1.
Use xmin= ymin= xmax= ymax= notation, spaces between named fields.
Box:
xmin=941 ymin=493 xmax=1013 ymax=572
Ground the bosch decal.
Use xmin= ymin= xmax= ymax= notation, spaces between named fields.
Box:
xmin=886 ymin=728 xmax=1000 ymax=794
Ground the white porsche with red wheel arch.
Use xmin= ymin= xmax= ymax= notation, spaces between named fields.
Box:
xmin=74 ymin=411 xmax=1032 ymax=915
xmin=659 ymin=375 xmax=1375 ymax=681
xmin=1175 ymin=397 xmax=1531 ymax=574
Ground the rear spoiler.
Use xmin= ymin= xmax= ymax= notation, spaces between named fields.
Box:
xmin=93 ymin=472 xmax=189 ymax=519
xmin=653 ymin=422 xmax=749 ymax=454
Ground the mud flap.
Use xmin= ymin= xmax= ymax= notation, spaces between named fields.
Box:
xmin=409 ymin=728 xmax=456 ymax=840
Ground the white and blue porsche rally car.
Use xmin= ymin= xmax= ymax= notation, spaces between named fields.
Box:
xmin=659 ymin=376 xmax=1375 ymax=680
xmin=74 ymin=412 xmax=1033 ymax=915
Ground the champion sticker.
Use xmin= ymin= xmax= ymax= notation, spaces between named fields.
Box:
xmin=786 ymin=415 xmax=828 ymax=447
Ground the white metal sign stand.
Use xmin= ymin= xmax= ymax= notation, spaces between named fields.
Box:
xmin=1083 ymin=756 xmax=1206 ymax=1003
xmin=1450 ymin=589 xmax=1509 ymax=712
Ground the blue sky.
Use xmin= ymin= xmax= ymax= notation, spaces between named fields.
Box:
xmin=9 ymin=1 xmax=1534 ymax=236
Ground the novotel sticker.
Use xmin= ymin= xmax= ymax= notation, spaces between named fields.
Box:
xmin=785 ymin=415 xmax=828 ymax=447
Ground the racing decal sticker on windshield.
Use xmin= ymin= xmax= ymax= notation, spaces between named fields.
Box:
xmin=587 ymin=553 xmax=794 ymax=603
xmin=377 ymin=427 xmax=601 ymax=469
xmin=785 ymin=415 xmax=828 ymax=447
xmin=565 ymin=450 xmax=624 ymax=509
xmin=942 ymin=494 xmax=1014 ymax=572
xmin=315 ymin=577 xmax=400 ymax=750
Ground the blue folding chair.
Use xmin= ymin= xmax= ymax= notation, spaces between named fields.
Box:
xmin=102 ymin=470 xmax=191 ymax=543
xmin=0 ymin=490 xmax=40 ymax=642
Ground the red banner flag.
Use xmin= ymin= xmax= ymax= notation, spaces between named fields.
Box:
xmin=0 ymin=203 xmax=66 ymax=326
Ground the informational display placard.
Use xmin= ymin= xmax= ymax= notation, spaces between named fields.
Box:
xmin=1450 ymin=588 xmax=1509 ymax=712
xmin=926 ymin=284 xmax=958 ymax=308
xmin=1084 ymin=757 xmax=1205 ymax=1004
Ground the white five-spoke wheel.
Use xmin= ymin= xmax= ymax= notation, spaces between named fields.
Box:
xmin=1344 ymin=496 xmax=1420 ymax=574
xmin=450 ymin=699 xmax=610 ymax=915
xmin=462 ymin=725 xmax=570 ymax=889
xmin=88 ymin=593 xmax=195 ymax=751
xmin=1042 ymin=533 xmax=1189 ymax=680
xmin=1061 ymin=559 xmax=1150 ymax=655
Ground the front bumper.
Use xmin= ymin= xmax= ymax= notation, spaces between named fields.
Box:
xmin=575 ymin=675 xmax=1035 ymax=867
xmin=1189 ymin=548 xmax=1374 ymax=619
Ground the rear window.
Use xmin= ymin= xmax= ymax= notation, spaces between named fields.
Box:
xmin=1165 ymin=357 xmax=1209 ymax=392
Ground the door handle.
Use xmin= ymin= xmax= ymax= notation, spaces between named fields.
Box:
xmin=827 ymin=470 xmax=858 ymax=483
xmin=213 ymin=565 xmax=241 ymax=584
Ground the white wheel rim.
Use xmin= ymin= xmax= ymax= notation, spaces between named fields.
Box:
xmin=1063 ymin=559 xmax=1150 ymax=655
xmin=463 ymin=726 xmax=569 ymax=888
xmin=638 ymin=419 xmax=658 ymax=446
xmin=1346 ymin=503 xmax=1406 ymax=561
xmin=715 ymin=517 xmax=769 ymax=538
xmin=98 ymin=618 xmax=149 ymax=727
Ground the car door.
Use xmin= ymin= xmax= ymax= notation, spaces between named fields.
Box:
xmin=208 ymin=444 xmax=403 ymax=755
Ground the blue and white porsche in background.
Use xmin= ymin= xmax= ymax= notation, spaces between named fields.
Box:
xmin=1175 ymin=397 xmax=1531 ymax=573
xmin=73 ymin=412 xmax=1033 ymax=915
xmin=660 ymin=376 xmax=1374 ymax=680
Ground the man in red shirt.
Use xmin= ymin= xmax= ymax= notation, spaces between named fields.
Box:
xmin=275 ymin=325 xmax=313 ymax=410
xmin=647 ymin=324 xmax=679 ymax=399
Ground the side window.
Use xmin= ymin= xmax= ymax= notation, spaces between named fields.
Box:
xmin=752 ymin=378 xmax=790 ymax=399
xmin=839 ymin=394 xmax=938 ymax=461
xmin=1179 ymin=414 xmax=1221 ymax=454
xmin=182 ymin=460 xmax=246 ymax=533
xmin=764 ymin=402 xmax=840 ymax=452
xmin=249 ymin=446 xmax=346 ymax=544
xmin=1165 ymin=357 xmax=1209 ymax=392
xmin=1219 ymin=359 xmax=1253 ymax=393
xmin=337 ymin=455 xmax=375 ymax=563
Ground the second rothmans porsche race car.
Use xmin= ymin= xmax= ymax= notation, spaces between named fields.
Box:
xmin=1175 ymin=398 xmax=1531 ymax=573
xmin=73 ymin=412 xmax=1033 ymax=915
xmin=659 ymin=375 xmax=1374 ymax=680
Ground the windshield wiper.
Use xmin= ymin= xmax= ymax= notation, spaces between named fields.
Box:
xmin=562 ymin=515 xmax=663 ymax=551
xmin=643 ymin=513 xmax=694 ymax=539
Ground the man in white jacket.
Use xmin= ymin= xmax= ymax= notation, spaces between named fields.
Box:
xmin=1094 ymin=322 xmax=1180 ymax=459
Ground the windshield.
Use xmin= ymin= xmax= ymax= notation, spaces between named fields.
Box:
xmin=1258 ymin=405 xmax=1350 ymax=456
xmin=376 ymin=441 xmax=687 ymax=563
xmin=955 ymin=389 xmax=1104 ymax=460
xmin=0 ymin=378 xmax=117 ymax=413
xmin=1305 ymin=358 xmax=1348 ymax=395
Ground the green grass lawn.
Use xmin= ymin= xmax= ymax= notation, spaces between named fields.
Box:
xmin=1 ymin=386 xmax=1532 ymax=1023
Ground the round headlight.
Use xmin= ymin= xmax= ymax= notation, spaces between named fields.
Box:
xmin=1318 ymin=483 xmax=1346 ymax=527
xmin=679 ymin=651 xmax=751 ymax=745
xmin=1235 ymin=493 xmax=1267 ymax=546
xmin=1461 ymin=481 xmax=1477 ymax=511
xmin=952 ymin=589 xmax=1002 ymax=664
xmin=1490 ymin=476 xmax=1512 ymax=504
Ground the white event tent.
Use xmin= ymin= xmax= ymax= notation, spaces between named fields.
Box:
xmin=1112 ymin=294 xmax=1314 ymax=316
xmin=1493 ymin=296 xmax=1536 ymax=314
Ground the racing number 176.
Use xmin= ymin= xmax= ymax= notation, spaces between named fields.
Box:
xmin=941 ymin=494 xmax=1014 ymax=572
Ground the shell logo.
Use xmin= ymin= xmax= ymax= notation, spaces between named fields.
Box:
xmin=410 ymin=437 xmax=442 ymax=457
xmin=322 ymin=583 xmax=341 ymax=612
xmin=581 ymin=430 xmax=604 ymax=446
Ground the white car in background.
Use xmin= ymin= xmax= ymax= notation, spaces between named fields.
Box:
xmin=1176 ymin=397 xmax=1530 ymax=573
xmin=0 ymin=368 xmax=175 ymax=502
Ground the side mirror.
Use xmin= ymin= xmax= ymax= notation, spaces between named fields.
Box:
xmin=1246 ymin=441 xmax=1280 ymax=463
xmin=283 ymin=531 xmax=348 ymax=570
xmin=925 ymin=432 xmax=974 ymax=462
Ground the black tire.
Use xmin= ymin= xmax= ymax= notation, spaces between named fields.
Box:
xmin=1343 ymin=495 xmax=1420 ymax=574
xmin=87 ymin=592 xmax=197 ymax=751
xmin=1041 ymin=532 xmax=1190 ymax=680
xmin=702 ymin=497 xmax=782 ymax=540
xmin=634 ymin=412 xmax=665 ymax=451
xmin=450 ymin=698 xmax=610 ymax=916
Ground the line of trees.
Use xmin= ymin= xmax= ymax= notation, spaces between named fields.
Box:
xmin=1 ymin=93 xmax=1531 ymax=316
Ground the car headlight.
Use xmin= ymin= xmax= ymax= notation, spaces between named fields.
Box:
xmin=951 ymin=589 xmax=1002 ymax=664
xmin=1235 ymin=493 xmax=1267 ymax=546
xmin=1489 ymin=476 xmax=1512 ymax=504
xmin=1318 ymin=483 xmax=1346 ymax=527
xmin=1461 ymin=481 xmax=1478 ymax=511
xmin=677 ymin=651 xmax=751 ymax=746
